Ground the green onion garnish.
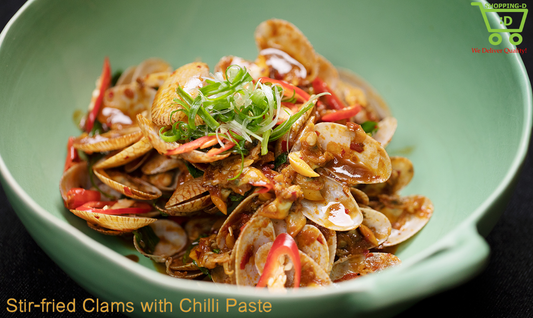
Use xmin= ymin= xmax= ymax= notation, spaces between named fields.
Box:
xmin=159 ymin=66 xmax=325 ymax=175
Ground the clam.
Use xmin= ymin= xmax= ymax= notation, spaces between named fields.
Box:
xmin=116 ymin=65 xmax=137 ymax=86
xmin=307 ymin=221 xmax=337 ymax=274
xmin=184 ymin=216 xmax=220 ymax=242
xmin=255 ymin=19 xmax=318 ymax=85
xmin=86 ymin=221 xmax=125 ymax=236
xmin=165 ymin=177 xmax=212 ymax=214
xmin=350 ymin=187 xmax=370 ymax=206
xmin=93 ymin=136 xmax=153 ymax=170
xmin=254 ymin=242 xmax=332 ymax=288
xmin=216 ymin=193 xmax=260 ymax=252
xmin=133 ymin=219 xmax=188 ymax=263
xmin=141 ymin=152 xmax=185 ymax=175
xmin=131 ymin=58 xmax=173 ymax=85
xmin=361 ymin=207 xmax=392 ymax=246
xmin=359 ymin=156 xmax=414 ymax=198
xmin=151 ymin=62 xmax=209 ymax=127
xmin=100 ymin=83 xmax=156 ymax=129
xmin=165 ymin=254 xmax=204 ymax=279
xmin=93 ymin=169 xmax=162 ymax=200
xmin=234 ymin=215 xmax=276 ymax=286
xmin=336 ymin=208 xmax=391 ymax=258
xmin=314 ymin=122 xmax=392 ymax=185
xmin=371 ymin=195 xmax=434 ymax=247
xmin=295 ymin=224 xmax=330 ymax=273
xmin=73 ymin=126 xmax=143 ymax=153
xmin=300 ymin=175 xmax=363 ymax=231
xmin=330 ymin=253 xmax=401 ymax=283
xmin=70 ymin=208 xmax=156 ymax=232
xmin=60 ymin=161 xmax=91 ymax=202
xmin=142 ymin=171 xmax=180 ymax=192
xmin=124 ymin=150 xmax=153 ymax=173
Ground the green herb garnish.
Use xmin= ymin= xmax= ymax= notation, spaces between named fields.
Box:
xmin=111 ymin=70 xmax=123 ymax=87
xmin=133 ymin=226 xmax=160 ymax=255
xmin=361 ymin=121 xmax=379 ymax=135
xmin=89 ymin=119 xmax=105 ymax=137
xmin=186 ymin=162 xmax=204 ymax=178
xmin=159 ymin=65 xmax=325 ymax=159
xmin=227 ymin=189 xmax=253 ymax=214
xmin=274 ymin=152 xmax=288 ymax=169
xmin=193 ymin=260 xmax=212 ymax=280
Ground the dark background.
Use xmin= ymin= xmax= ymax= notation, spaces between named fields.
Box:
xmin=1 ymin=1 xmax=532 ymax=317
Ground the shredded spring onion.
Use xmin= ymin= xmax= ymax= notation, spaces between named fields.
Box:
xmin=159 ymin=66 xmax=327 ymax=160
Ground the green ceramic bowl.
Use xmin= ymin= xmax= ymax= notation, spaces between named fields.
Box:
xmin=0 ymin=0 xmax=531 ymax=317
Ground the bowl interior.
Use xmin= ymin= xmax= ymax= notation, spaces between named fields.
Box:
xmin=0 ymin=0 xmax=530 ymax=306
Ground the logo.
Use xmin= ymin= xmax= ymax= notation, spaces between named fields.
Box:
xmin=471 ymin=2 xmax=528 ymax=45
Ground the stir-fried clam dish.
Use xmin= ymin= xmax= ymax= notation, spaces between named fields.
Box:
xmin=60 ymin=19 xmax=433 ymax=289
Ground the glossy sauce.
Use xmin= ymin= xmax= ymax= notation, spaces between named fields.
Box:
xmin=320 ymin=202 xmax=353 ymax=228
xmin=324 ymin=156 xmax=377 ymax=184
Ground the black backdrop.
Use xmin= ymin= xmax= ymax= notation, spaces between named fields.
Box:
xmin=1 ymin=1 xmax=532 ymax=317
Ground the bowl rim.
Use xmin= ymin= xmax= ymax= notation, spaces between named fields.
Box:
xmin=0 ymin=0 xmax=531 ymax=301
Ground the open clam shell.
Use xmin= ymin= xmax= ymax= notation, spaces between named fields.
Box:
xmin=133 ymin=219 xmax=188 ymax=263
xmin=338 ymin=69 xmax=392 ymax=121
xmin=216 ymin=193 xmax=260 ymax=252
xmin=60 ymin=161 xmax=91 ymax=201
xmin=93 ymin=169 xmax=162 ymax=200
xmin=375 ymin=195 xmax=434 ymax=247
xmin=141 ymin=153 xmax=185 ymax=175
xmin=211 ymin=265 xmax=234 ymax=284
xmin=361 ymin=207 xmax=392 ymax=246
xmin=73 ymin=126 xmax=143 ymax=153
xmin=93 ymin=136 xmax=153 ymax=170
xmin=184 ymin=216 xmax=220 ymax=242
xmin=234 ymin=215 xmax=276 ymax=286
xmin=137 ymin=113 xmax=179 ymax=155
xmin=131 ymin=58 xmax=173 ymax=84
xmin=314 ymin=122 xmax=392 ymax=185
xmin=70 ymin=209 xmax=156 ymax=232
xmin=307 ymin=221 xmax=337 ymax=274
xmin=165 ymin=255 xmax=204 ymax=279
xmin=359 ymin=156 xmax=414 ymax=198
xmin=300 ymin=175 xmax=363 ymax=231
xmin=350 ymin=187 xmax=370 ymax=206
xmin=124 ymin=150 xmax=153 ymax=173
xmin=255 ymin=19 xmax=318 ymax=85
xmin=295 ymin=224 xmax=330 ymax=273
xmin=255 ymin=242 xmax=332 ymax=288
xmin=86 ymin=221 xmax=125 ymax=236
xmin=330 ymin=253 xmax=401 ymax=283
xmin=151 ymin=62 xmax=209 ymax=127
xmin=165 ymin=177 xmax=212 ymax=213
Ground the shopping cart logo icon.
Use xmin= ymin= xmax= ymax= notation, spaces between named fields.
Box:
xmin=471 ymin=2 xmax=528 ymax=45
